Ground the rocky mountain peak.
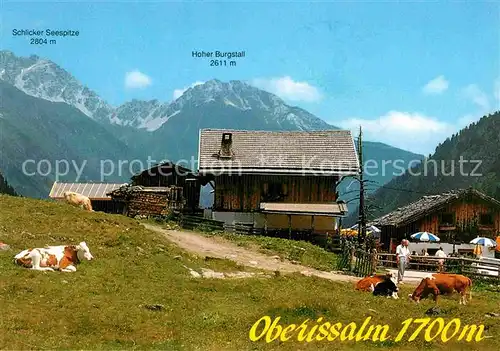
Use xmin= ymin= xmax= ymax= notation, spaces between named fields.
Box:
xmin=0 ymin=51 xmax=333 ymax=132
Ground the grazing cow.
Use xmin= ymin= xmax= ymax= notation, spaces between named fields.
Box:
xmin=408 ymin=273 xmax=472 ymax=305
xmin=14 ymin=242 xmax=93 ymax=272
xmin=63 ymin=191 xmax=93 ymax=211
xmin=356 ymin=272 xmax=396 ymax=292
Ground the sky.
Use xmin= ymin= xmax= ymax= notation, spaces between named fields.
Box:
xmin=2 ymin=0 xmax=499 ymax=156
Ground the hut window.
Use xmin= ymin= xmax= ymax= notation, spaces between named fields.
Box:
xmin=440 ymin=213 xmax=455 ymax=225
xmin=479 ymin=213 xmax=494 ymax=225
xmin=262 ymin=182 xmax=284 ymax=201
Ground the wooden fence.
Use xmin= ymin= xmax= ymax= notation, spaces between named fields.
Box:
xmin=174 ymin=213 xmax=225 ymax=232
xmin=224 ymin=222 xmax=263 ymax=235
xmin=377 ymin=253 xmax=500 ymax=280
xmin=336 ymin=242 xmax=376 ymax=277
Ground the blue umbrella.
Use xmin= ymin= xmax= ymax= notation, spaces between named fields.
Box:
xmin=411 ymin=231 xmax=440 ymax=242
xmin=470 ymin=237 xmax=496 ymax=247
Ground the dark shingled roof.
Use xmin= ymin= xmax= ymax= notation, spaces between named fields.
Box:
xmin=197 ymin=129 xmax=360 ymax=175
xmin=107 ymin=185 xmax=171 ymax=198
xmin=131 ymin=162 xmax=195 ymax=182
xmin=372 ymin=188 xmax=500 ymax=227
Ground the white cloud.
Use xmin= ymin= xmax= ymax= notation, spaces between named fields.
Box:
xmin=338 ymin=111 xmax=459 ymax=155
xmin=335 ymin=80 xmax=498 ymax=156
xmin=422 ymin=75 xmax=449 ymax=95
xmin=462 ymin=84 xmax=490 ymax=111
xmin=457 ymin=114 xmax=483 ymax=129
xmin=494 ymin=78 xmax=500 ymax=101
xmin=124 ymin=70 xmax=152 ymax=89
xmin=250 ymin=76 xmax=322 ymax=102
xmin=173 ymin=81 xmax=204 ymax=100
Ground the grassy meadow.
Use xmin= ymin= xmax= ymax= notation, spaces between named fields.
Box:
xmin=0 ymin=194 xmax=499 ymax=350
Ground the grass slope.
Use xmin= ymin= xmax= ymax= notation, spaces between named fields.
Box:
xmin=0 ymin=195 xmax=499 ymax=350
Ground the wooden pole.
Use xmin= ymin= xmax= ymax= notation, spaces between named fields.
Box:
xmin=358 ymin=126 xmax=367 ymax=249
xmin=264 ymin=213 xmax=268 ymax=235
xmin=288 ymin=214 xmax=292 ymax=240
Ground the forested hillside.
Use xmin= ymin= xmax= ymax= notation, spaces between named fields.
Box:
xmin=366 ymin=111 xmax=500 ymax=220
xmin=0 ymin=172 xmax=17 ymax=196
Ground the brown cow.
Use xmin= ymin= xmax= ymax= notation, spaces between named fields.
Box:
xmin=14 ymin=242 xmax=93 ymax=272
xmin=408 ymin=273 xmax=472 ymax=305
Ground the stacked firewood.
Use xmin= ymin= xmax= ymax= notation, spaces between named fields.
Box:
xmin=108 ymin=184 xmax=186 ymax=217
xmin=107 ymin=184 xmax=145 ymax=200
xmin=127 ymin=192 xmax=171 ymax=217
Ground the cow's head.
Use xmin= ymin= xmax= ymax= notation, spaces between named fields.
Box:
xmin=76 ymin=241 xmax=93 ymax=261
xmin=408 ymin=277 xmax=431 ymax=303
xmin=408 ymin=292 xmax=420 ymax=303
xmin=384 ymin=277 xmax=399 ymax=299
xmin=386 ymin=272 xmax=397 ymax=286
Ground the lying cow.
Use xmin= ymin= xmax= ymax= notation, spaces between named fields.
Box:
xmin=356 ymin=272 xmax=399 ymax=299
xmin=63 ymin=191 xmax=93 ymax=211
xmin=372 ymin=277 xmax=399 ymax=299
xmin=14 ymin=242 xmax=93 ymax=272
xmin=408 ymin=273 xmax=472 ymax=305
xmin=356 ymin=272 xmax=395 ymax=291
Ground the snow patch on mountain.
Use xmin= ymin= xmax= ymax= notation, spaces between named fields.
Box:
xmin=143 ymin=110 xmax=180 ymax=131
xmin=1 ymin=51 xmax=334 ymax=132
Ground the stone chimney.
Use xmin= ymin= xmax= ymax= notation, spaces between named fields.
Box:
xmin=219 ymin=132 xmax=233 ymax=159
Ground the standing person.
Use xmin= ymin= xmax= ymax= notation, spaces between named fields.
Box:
xmin=396 ymin=239 xmax=411 ymax=284
xmin=473 ymin=244 xmax=482 ymax=259
xmin=435 ymin=247 xmax=447 ymax=272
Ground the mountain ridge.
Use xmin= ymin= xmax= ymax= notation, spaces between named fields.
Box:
xmin=0 ymin=51 xmax=338 ymax=132
xmin=0 ymin=80 xmax=134 ymax=197
xmin=0 ymin=50 xmax=424 ymax=214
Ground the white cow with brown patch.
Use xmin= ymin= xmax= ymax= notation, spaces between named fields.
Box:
xmin=14 ymin=242 xmax=93 ymax=272
xmin=63 ymin=191 xmax=93 ymax=211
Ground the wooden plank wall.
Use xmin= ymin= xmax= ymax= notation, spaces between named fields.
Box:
xmin=380 ymin=196 xmax=500 ymax=251
xmin=132 ymin=167 xmax=200 ymax=211
xmin=91 ymin=200 xmax=125 ymax=214
xmin=183 ymin=181 xmax=201 ymax=212
xmin=417 ymin=199 xmax=500 ymax=239
xmin=266 ymin=214 xmax=334 ymax=231
xmin=214 ymin=174 xmax=339 ymax=211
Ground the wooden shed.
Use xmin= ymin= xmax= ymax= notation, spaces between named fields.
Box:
xmin=107 ymin=162 xmax=201 ymax=217
xmin=372 ymin=187 xmax=500 ymax=252
xmin=197 ymin=129 xmax=359 ymax=235
xmin=131 ymin=161 xmax=200 ymax=212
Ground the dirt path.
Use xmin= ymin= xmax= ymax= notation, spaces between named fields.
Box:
xmin=143 ymin=223 xmax=375 ymax=283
